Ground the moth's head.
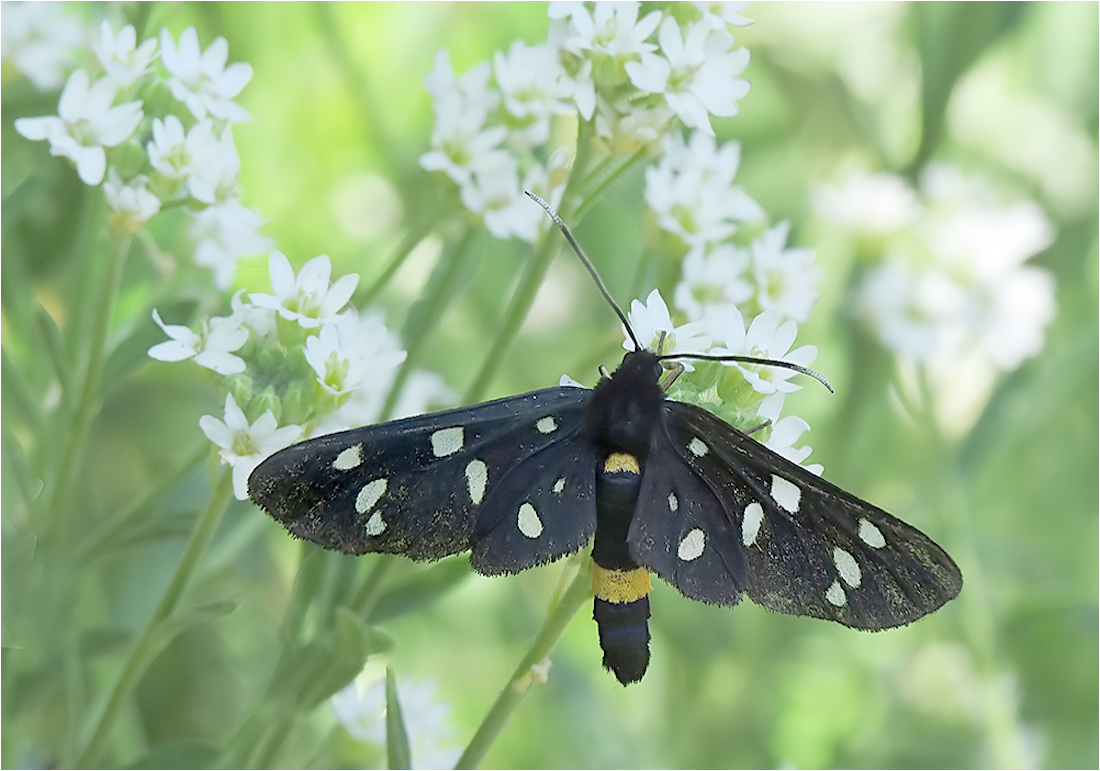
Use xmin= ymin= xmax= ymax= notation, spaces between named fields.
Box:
xmin=617 ymin=349 xmax=663 ymax=384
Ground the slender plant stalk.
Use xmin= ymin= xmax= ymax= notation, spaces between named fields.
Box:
xmin=46 ymin=233 xmax=131 ymax=544
xmin=455 ymin=559 xmax=593 ymax=770
xmin=382 ymin=226 xmax=478 ymax=419
xmin=462 ymin=230 xmax=560 ymax=403
xmin=77 ymin=442 xmax=209 ymax=561
xmin=76 ymin=463 xmax=233 ymax=768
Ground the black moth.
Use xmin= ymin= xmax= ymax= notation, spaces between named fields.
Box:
xmin=248 ymin=194 xmax=962 ymax=685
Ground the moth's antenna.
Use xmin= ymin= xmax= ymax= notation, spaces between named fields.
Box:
xmin=660 ymin=352 xmax=835 ymax=393
xmin=525 ymin=191 xmax=643 ymax=352
xmin=525 ymin=191 xmax=832 ymax=393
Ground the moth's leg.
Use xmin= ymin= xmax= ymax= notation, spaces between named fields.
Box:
xmin=660 ymin=361 xmax=684 ymax=391
xmin=744 ymin=419 xmax=771 ymax=436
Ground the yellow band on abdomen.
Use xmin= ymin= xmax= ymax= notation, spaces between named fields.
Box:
xmin=604 ymin=452 xmax=640 ymax=475
xmin=592 ymin=564 xmax=652 ymax=603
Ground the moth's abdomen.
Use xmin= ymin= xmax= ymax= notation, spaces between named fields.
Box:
xmin=592 ymin=564 xmax=651 ymax=685
xmin=592 ymin=451 xmax=652 ymax=684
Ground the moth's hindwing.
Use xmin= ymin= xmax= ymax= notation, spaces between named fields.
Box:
xmin=629 ymin=401 xmax=962 ymax=630
xmin=248 ymin=386 xmax=596 ymax=571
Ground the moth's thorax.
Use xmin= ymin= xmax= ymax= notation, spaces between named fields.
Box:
xmin=586 ymin=350 xmax=664 ymax=461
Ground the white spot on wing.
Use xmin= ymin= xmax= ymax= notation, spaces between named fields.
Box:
xmin=552 ymin=477 xmax=565 ymax=494
xmin=365 ymin=511 xmax=386 ymax=536
xmin=518 ymin=502 xmax=543 ymax=538
xmin=668 ymin=492 xmax=678 ymax=512
xmin=536 ymin=416 xmax=557 ymax=434
xmin=858 ymin=518 xmax=886 ymax=548
xmin=677 ymin=528 xmax=706 ymax=561
xmin=355 ymin=478 xmax=387 ymax=514
xmin=688 ymin=437 xmax=708 ymax=457
xmin=465 ymin=459 xmax=488 ymax=505
xmin=431 ymin=426 xmax=464 ymax=457
xmin=741 ymin=502 xmax=764 ymax=546
xmin=832 ymin=547 xmax=862 ymax=588
xmin=770 ymin=474 xmax=801 ymax=513
xmin=825 ymin=580 xmax=846 ymax=606
xmin=332 ymin=444 xmax=363 ymax=470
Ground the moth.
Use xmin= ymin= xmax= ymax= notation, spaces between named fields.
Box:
xmin=249 ymin=194 xmax=962 ymax=685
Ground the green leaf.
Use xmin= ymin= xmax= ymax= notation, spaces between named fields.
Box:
xmin=385 ymin=666 xmax=412 ymax=771
xmin=294 ymin=606 xmax=375 ymax=711
xmin=149 ymin=600 xmax=238 ymax=656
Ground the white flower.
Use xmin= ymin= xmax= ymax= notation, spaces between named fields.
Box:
xmin=147 ymin=115 xmax=230 ymax=202
xmin=160 ymin=27 xmax=252 ymax=122
xmin=312 ymin=311 xmax=409 ymax=434
xmin=190 ymin=199 xmax=273 ymax=290
xmin=93 ymin=21 xmax=157 ymax=88
xmin=493 ymin=41 xmax=573 ymax=148
xmin=644 ymin=131 xmax=764 ymax=248
xmin=971 ymin=266 xmax=1055 ymax=371
xmin=855 ymin=165 xmax=1056 ymax=375
xmin=693 ymin=1 xmax=753 ymax=30
xmin=423 ymin=49 xmax=500 ymax=129
xmin=250 ymin=251 xmax=359 ymax=329
xmin=332 ymin=675 xmax=460 ymax=771
xmin=813 ymin=170 xmax=919 ymax=235
xmin=419 ymin=51 xmax=507 ymax=186
xmin=626 ymin=17 xmax=750 ymax=135
xmin=231 ymin=289 xmax=278 ymax=342
xmin=553 ymin=1 xmax=662 ymax=63
xmin=14 ymin=69 xmax=143 ymax=186
xmin=749 ymin=222 xmax=822 ymax=324
xmin=711 ymin=310 xmax=817 ymax=395
xmin=199 ymin=394 xmax=301 ymax=499
xmin=858 ymin=260 xmax=954 ymax=361
xmin=593 ymin=96 xmax=673 ymax=156
xmin=624 ymin=289 xmax=711 ymax=363
xmin=104 ymin=170 xmax=161 ymax=233
xmin=189 ymin=127 xmax=240 ymax=204
xmin=0 ymin=1 xmax=83 ymax=90
xmin=459 ymin=154 xmax=545 ymax=243
xmin=148 ymin=308 xmax=248 ymax=375
xmin=674 ymin=243 xmax=752 ymax=321
xmin=304 ymin=312 xmax=406 ymax=398
xmin=757 ymin=397 xmax=823 ymax=475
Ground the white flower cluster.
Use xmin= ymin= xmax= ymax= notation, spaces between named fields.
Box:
xmin=148 ymin=251 xmax=454 ymax=499
xmin=646 ymin=131 xmax=824 ymax=326
xmin=817 ymin=165 xmax=1056 ymax=372
xmin=331 ymin=673 xmax=460 ymax=770
xmin=816 ymin=165 xmax=1056 ymax=434
xmin=620 ymin=288 xmax=823 ymax=474
xmin=626 ymin=129 xmax=827 ymax=471
xmin=10 ymin=17 xmax=270 ymax=289
xmin=420 ymin=1 xmax=752 ymax=243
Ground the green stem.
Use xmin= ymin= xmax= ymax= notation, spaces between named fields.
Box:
xmin=351 ymin=554 xmax=398 ymax=617
xmin=361 ymin=223 xmax=434 ymax=307
xmin=454 ymin=559 xmax=593 ymax=770
xmin=75 ymin=463 xmax=233 ymax=768
xmin=77 ymin=442 xmax=208 ymax=562
xmin=46 ymin=233 xmax=131 ymax=543
xmin=462 ymin=230 xmax=560 ymax=404
xmin=382 ymin=226 xmax=478 ymax=419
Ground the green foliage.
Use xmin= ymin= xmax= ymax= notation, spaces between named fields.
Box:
xmin=2 ymin=2 xmax=1097 ymax=769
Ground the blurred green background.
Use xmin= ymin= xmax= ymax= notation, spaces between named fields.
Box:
xmin=2 ymin=2 xmax=1097 ymax=768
